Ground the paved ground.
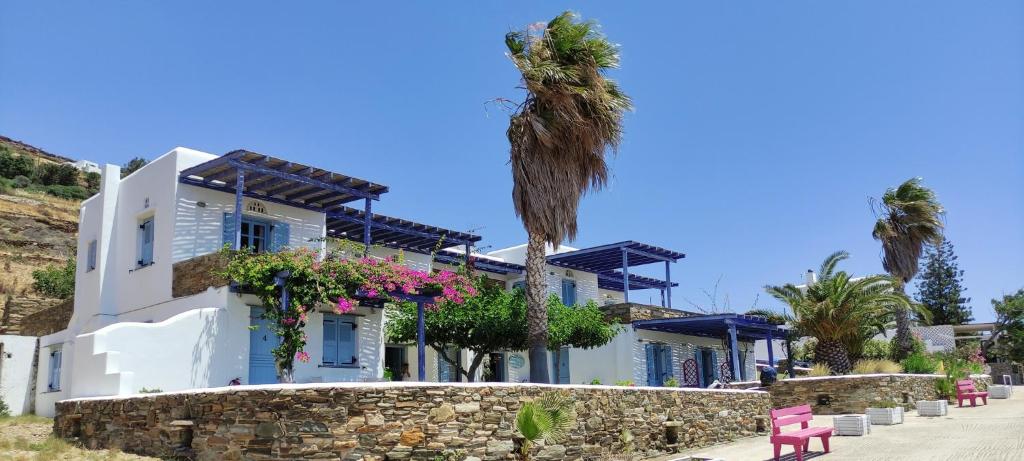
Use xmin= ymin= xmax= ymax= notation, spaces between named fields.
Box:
xmin=660 ymin=386 xmax=1024 ymax=461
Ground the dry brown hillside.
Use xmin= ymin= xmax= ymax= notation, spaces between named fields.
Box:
xmin=0 ymin=136 xmax=81 ymax=332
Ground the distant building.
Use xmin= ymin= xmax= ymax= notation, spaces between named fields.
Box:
xmin=65 ymin=159 xmax=101 ymax=175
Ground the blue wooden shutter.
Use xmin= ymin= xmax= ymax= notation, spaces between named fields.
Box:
xmin=694 ymin=349 xmax=705 ymax=387
xmin=339 ymin=317 xmax=356 ymax=365
xmin=140 ymin=219 xmax=154 ymax=265
xmin=222 ymin=212 xmax=236 ymax=248
xmin=645 ymin=344 xmax=658 ymax=386
xmin=561 ymin=279 xmax=577 ymax=306
xmin=48 ymin=349 xmax=62 ymax=391
xmin=438 ymin=351 xmax=451 ymax=382
xmin=322 ymin=315 xmax=338 ymax=365
xmin=660 ymin=345 xmax=674 ymax=381
xmin=710 ymin=349 xmax=720 ymax=382
xmin=270 ymin=221 xmax=290 ymax=252
xmin=558 ymin=347 xmax=570 ymax=384
xmin=87 ymin=240 xmax=97 ymax=271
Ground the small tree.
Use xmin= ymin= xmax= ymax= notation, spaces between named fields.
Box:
xmin=121 ymin=157 xmax=148 ymax=178
xmin=84 ymin=171 xmax=102 ymax=193
xmin=34 ymin=163 xmax=79 ymax=186
xmin=32 ymin=256 xmax=76 ymax=299
xmin=547 ymin=295 xmax=622 ymax=375
xmin=915 ymin=237 xmax=972 ymax=325
xmin=991 ymin=289 xmax=1024 ymax=363
xmin=385 ymin=284 xmax=621 ymax=381
xmin=0 ymin=147 xmax=35 ymax=179
xmin=385 ymin=277 xmax=528 ymax=382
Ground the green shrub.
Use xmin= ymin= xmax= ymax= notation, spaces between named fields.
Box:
xmin=0 ymin=395 xmax=10 ymax=417
xmin=860 ymin=339 xmax=892 ymax=361
xmin=0 ymin=179 xmax=8 ymax=196
xmin=589 ymin=378 xmax=601 ymax=385
xmin=900 ymin=353 xmax=939 ymax=374
xmin=44 ymin=184 xmax=89 ymax=200
xmin=793 ymin=338 xmax=817 ymax=362
xmin=32 ymin=257 xmax=76 ymax=299
xmin=663 ymin=377 xmax=679 ymax=387
xmin=84 ymin=171 xmax=101 ymax=192
xmin=614 ymin=380 xmax=635 ymax=386
xmin=12 ymin=175 xmax=30 ymax=188
xmin=0 ymin=147 xmax=35 ymax=179
xmin=34 ymin=162 xmax=79 ymax=186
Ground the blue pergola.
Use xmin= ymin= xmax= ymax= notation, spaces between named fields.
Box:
xmin=181 ymin=150 xmax=484 ymax=381
xmin=547 ymin=241 xmax=685 ymax=307
xmin=433 ymin=249 xmax=524 ymax=275
xmin=634 ymin=313 xmax=788 ymax=381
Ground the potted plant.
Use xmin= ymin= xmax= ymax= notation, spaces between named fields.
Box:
xmin=865 ymin=400 xmax=904 ymax=425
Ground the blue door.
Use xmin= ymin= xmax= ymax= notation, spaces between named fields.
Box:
xmin=249 ymin=307 xmax=280 ymax=384
xmin=646 ymin=344 xmax=674 ymax=386
xmin=550 ymin=347 xmax=570 ymax=384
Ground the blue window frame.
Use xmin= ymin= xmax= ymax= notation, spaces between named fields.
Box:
xmin=240 ymin=218 xmax=269 ymax=253
xmin=47 ymin=347 xmax=62 ymax=391
xmin=138 ymin=217 xmax=154 ymax=267
xmin=323 ymin=314 xmax=357 ymax=367
xmin=86 ymin=240 xmax=97 ymax=272
xmin=561 ymin=279 xmax=577 ymax=306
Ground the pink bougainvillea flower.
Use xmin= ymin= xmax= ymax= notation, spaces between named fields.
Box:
xmin=336 ymin=297 xmax=354 ymax=314
xmin=296 ymin=351 xmax=310 ymax=363
xmin=281 ymin=317 xmax=296 ymax=326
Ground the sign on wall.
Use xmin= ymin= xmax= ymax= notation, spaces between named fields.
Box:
xmin=508 ymin=354 xmax=525 ymax=370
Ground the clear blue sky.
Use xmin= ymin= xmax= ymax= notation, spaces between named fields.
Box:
xmin=2 ymin=1 xmax=1021 ymax=322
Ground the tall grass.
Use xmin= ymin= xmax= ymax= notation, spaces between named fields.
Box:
xmin=808 ymin=363 xmax=832 ymax=377
xmin=852 ymin=359 xmax=903 ymax=374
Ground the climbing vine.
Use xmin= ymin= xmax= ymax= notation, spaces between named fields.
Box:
xmin=219 ymin=246 xmax=477 ymax=382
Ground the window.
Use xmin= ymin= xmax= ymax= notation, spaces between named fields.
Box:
xmin=86 ymin=240 xmax=97 ymax=272
xmin=47 ymin=346 xmax=63 ymax=391
xmin=323 ymin=314 xmax=357 ymax=367
xmin=561 ymin=279 xmax=577 ymax=306
xmin=137 ymin=217 xmax=154 ymax=267
xmin=240 ymin=219 xmax=268 ymax=253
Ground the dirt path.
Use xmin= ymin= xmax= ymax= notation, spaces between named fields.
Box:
xmin=655 ymin=385 xmax=1024 ymax=461
xmin=0 ymin=415 xmax=157 ymax=461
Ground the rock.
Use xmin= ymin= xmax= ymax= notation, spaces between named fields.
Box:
xmin=430 ymin=404 xmax=456 ymax=423
xmin=455 ymin=403 xmax=480 ymax=414
xmin=399 ymin=429 xmax=425 ymax=447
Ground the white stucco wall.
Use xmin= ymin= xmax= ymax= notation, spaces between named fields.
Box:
xmin=0 ymin=335 xmax=38 ymax=416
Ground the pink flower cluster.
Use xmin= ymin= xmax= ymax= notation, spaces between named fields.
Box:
xmin=336 ymin=297 xmax=354 ymax=314
xmin=295 ymin=351 xmax=310 ymax=363
xmin=345 ymin=258 xmax=476 ymax=307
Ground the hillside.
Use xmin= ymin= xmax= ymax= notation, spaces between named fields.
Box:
xmin=0 ymin=136 xmax=81 ymax=333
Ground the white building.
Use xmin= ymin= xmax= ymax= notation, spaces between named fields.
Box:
xmin=31 ymin=147 xmax=772 ymax=416
xmin=65 ymin=159 xmax=101 ymax=175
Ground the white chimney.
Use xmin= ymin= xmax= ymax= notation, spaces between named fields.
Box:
xmin=805 ymin=269 xmax=817 ymax=285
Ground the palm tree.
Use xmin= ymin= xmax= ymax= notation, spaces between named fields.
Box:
xmin=515 ymin=392 xmax=576 ymax=461
xmin=764 ymin=251 xmax=918 ymax=374
xmin=505 ymin=12 xmax=632 ymax=383
xmin=872 ymin=178 xmax=944 ymax=360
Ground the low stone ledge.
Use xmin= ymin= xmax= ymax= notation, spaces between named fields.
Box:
xmin=738 ymin=373 xmax=992 ymax=414
xmin=171 ymin=253 xmax=230 ymax=298
xmin=55 ymin=382 xmax=770 ymax=461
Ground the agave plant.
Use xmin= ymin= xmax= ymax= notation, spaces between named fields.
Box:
xmin=515 ymin=392 xmax=577 ymax=460
xmin=764 ymin=251 xmax=925 ymax=374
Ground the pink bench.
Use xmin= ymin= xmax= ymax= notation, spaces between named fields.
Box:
xmin=770 ymin=404 xmax=832 ymax=461
xmin=956 ymin=379 xmax=988 ymax=407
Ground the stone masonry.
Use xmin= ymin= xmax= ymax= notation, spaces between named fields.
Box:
xmin=18 ymin=297 xmax=73 ymax=336
xmin=55 ymin=383 xmax=770 ymax=461
xmin=0 ymin=295 xmax=69 ymax=335
xmin=728 ymin=374 xmax=992 ymax=414
xmin=172 ymin=252 xmax=231 ymax=298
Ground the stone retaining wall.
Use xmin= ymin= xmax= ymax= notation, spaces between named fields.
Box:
xmin=172 ymin=253 xmax=230 ymax=298
xmin=727 ymin=374 xmax=991 ymax=414
xmin=54 ymin=383 xmax=770 ymax=461
xmin=1 ymin=295 xmax=68 ymax=335
xmin=18 ymin=298 xmax=73 ymax=336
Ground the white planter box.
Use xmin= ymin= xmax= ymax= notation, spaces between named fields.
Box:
xmin=917 ymin=400 xmax=948 ymax=416
xmin=833 ymin=415 xmax=870 ymax=436
xmin=989 ymin=384 xmax=1012 ymax=399
xmin=865 ymin=407 xmax=904 ymax=425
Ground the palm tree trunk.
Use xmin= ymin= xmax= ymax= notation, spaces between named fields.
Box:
xmin=892 ymin=282 xmax=913 ymax=361
xmin=525 ymin=231 xmax=550 ymax=383
xmin=814 ymin=339 xmax=851 ymax=375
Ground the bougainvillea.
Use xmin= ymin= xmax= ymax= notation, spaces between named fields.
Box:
xmin=220 ymin=247 xmax=476 ymax=383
